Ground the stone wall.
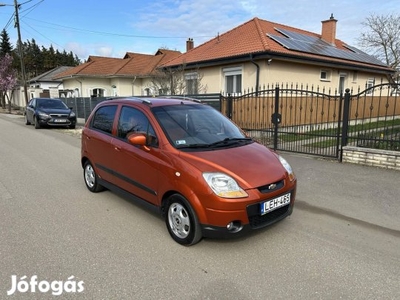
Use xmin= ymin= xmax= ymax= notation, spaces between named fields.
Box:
xmin=342 ymin=146 xmax=400 ymax=171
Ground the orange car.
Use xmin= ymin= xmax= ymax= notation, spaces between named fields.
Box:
xmin=81 ymin=97 xmax=297 ymax=245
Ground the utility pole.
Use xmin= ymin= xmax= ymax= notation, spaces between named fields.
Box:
xmin=14 ymin=0 xmax=29 ymax=105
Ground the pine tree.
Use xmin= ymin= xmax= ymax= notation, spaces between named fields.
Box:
xmin=0 ymin=29 xmax=13 ymax=57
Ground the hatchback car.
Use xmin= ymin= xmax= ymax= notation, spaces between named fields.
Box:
xmin=25 ymin=98 xmax=77 ymax=129
xmin=81 ymin=97 xmax=296 ymax=245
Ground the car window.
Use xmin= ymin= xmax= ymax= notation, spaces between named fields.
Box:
xmin=36 ymin=99 xmax=68 ymax=109
xmin=117 ymin=106 xmax=158 ymax=147
xmin=91 ymin=105 xmax=117 ymax=134
xmin=153 ymin=104 xmax=246 ymax=147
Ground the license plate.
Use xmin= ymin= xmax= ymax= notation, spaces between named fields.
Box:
xmin=54 ymin=119 xmax=67 ymax=123
xmin=260 ymin=193 xmax=291 ymax=215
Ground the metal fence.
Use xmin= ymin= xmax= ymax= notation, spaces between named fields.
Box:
xmin=60 ymin=93 xmax=222 ymax=121
xmin=60 ymin=85 xmax=400 ymax=161
xmin=221 ymin=81 xmax=400 ymax=160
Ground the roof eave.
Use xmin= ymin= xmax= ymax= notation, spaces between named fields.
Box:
xmin=162 ymin=52 xmax=395 ymax=75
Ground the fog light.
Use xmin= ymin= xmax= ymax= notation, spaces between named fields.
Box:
xmin=226 ymin=221 xmax=242 ymax=232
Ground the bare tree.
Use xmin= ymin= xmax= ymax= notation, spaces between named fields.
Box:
xmin=358 ymin=14 xmax=400 ymax=73
xmin=148 ymin=64 xmax=207 ymax=96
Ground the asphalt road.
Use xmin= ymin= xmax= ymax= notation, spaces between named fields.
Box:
xmin=0 ymin=113 xmax=399 ymax=300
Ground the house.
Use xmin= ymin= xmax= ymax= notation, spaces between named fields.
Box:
xmin=27 ymin=66 xmax=73 ymax=98
xmin=11 ymin=66 xmax=73 ymax=108
xmin=161 ymin=15 xmax=396 ymax=95
xmin=54 ymin=49 xmax=182 ymax=98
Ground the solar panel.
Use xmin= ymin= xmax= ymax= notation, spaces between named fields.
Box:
xmin=268 ymin=28 xmax=386 ymax=66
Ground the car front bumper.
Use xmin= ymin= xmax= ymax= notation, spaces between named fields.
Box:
xmin=200 ymin=187 xmax=296 ymax=239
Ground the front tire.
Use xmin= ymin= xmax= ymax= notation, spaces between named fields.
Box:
xmin=34 ymin=117 xmax=41 ymax=129
xmin=165 ymin=194 xmax=202 ymax=246
xmin=83 ymin=160 xmax=104 ymax=193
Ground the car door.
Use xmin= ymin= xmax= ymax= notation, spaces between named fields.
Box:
xmin=111 ymin=106 xmax=162 ymax=205
xmin=83 ymin=104 xmax=118 ymax=183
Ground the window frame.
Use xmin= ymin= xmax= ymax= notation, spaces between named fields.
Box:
xmin=320 ymin=69 xmax=331 ymax=81
xmin=223 ymin=67 xmax=242 ymax=95
xmin=185 ymin=72 xmax=198 ymax=94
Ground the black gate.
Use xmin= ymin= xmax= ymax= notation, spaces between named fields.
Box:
xmin=222 ymin=82 xmax=400 ymax=160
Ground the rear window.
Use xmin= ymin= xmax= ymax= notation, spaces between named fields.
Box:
xmin=91 ymin=105 xmax=117 ymax=134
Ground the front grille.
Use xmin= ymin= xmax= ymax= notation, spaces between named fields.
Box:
xmin=246 ymin=191 xmax=292 ymax=229
xmin=247 ymin=202 xmax=290 ymax=229
xmin=49 ymin=114 xmax=69 ymax=118
xmin=257 ymin=180 xmax=284 ymax=194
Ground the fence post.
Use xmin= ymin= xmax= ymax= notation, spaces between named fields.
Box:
xmin=340 ymin=88 xmax=351 ymax=162
xmin=227 ymin=94 xmax=233 ymax=119
xmin=273 ymin=86 xmax=280 ymax=151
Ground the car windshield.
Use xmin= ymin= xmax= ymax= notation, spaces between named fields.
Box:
xmin=37 ymin=99 xmax=68 ymax=110
xmin=152 ymin=104 xmax=252 ymax=149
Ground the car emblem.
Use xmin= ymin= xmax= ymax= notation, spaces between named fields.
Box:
xmin=268 ymin=183 xmax=277 ymax=190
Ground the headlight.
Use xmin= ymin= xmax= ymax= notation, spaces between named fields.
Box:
xmin=279 ymin=156 xmax=295 ymax=181
xmin=37 ymin=111 xmax=49 ymax=118
xmin=203 ymin=172 xmax=248 ymax=198
xmin=70 ymin=111 xmax=76 ymax=117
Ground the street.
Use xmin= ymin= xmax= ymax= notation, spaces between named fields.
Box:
xmin=0 ymin=113 xmax=399 ymax=300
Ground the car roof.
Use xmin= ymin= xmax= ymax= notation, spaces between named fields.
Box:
xmin=34 ymin=97 xmax=63 ymax=101
xmin=98 ymin=96 xmax=203 ymax=108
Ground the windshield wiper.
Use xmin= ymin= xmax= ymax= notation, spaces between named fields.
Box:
xmin=207 ymin=137 xmax=253 ymax=148
xmin=176 ymin=138 xmax=253 ymax=149
xmin=176 ymin=143 xmax=210 ymax=149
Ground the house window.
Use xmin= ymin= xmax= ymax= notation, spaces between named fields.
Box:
xmin=320 ymin=70 xmax=331 ymax=81
xmin=366 ymin=78 xmax=375 ymax=94
xmin=223 ymin=67 xmax=242 ymax=95
xmin=185 ymin=72 xmax=198 ymax=94
xmin=91 ymin=88 xmax=105 ymax=98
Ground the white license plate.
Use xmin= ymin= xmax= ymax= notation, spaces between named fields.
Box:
xmin=54 ymin=119 xmax=67 ymax=123
xmin=260 ymin=193 xmax=291 ymax=215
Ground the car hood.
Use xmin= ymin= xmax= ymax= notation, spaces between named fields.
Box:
xmin=178 ymin=142 xmax=286 ymax=189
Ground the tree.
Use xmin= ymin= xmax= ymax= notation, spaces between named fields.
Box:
xmin=148 ymin=65 xmax=207 ymax=96
xmin=358 ymin=14 xmax=400 ymax=74
xmin=0 ymin=54 xmax=18 ymax=112
xmin=0 ymin=29 xmax=13 ymax=57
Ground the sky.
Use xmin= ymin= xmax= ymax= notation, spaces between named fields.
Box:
xmin=0 ymin=0 xmax=399 ymax=62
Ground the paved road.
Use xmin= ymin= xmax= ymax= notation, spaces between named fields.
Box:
xmin=0 ymin=113 xmax=399 ymax=299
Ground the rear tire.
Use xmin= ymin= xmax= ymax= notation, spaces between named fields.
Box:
xmin=83 ymin=160 xmax=104 ymax=193
xmin=165 ymin=194 xmax=202 ymax=246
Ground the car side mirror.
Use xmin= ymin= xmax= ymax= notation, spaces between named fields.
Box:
xmin=127 ymin=133 xmax=146 ymax=145
xmin=127 ymin=133 xmax=150 ymax=151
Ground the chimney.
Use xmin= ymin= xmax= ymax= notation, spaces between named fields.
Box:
xmin=321 ymin=14 xmax=337 ymax=45
xmin=186 ymin=38 xmax=194 ymax=52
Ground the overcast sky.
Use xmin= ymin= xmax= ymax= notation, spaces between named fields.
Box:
xmin=0 ymin=0 xmax=399 ymax=61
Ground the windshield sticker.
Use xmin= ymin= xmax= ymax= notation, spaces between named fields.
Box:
xmin=175 ymin=140 xmax=187 ymax=145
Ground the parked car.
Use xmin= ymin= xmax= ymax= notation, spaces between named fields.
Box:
xmin=81 ymin=97 xmax=297 ymax=245
xmin=25 ymin=98 xmax=76 ymax=129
